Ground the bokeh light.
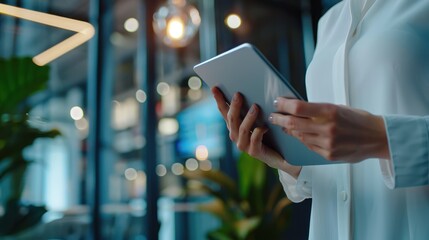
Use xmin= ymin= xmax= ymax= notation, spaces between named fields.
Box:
xmin=156 ymin=164 xmax=167 ymax=177
xmin=199 ymin=160 xmax=212 ymax=171
xmin=125 ymin=168 xmax=138 ymax=181
xmin=75 ymin=117 xmax=88 ymax=130
xmin=188 ymin=76 xmax=202 ymax=90
xmin=124 ymin=18 xmax=139 ymax=32
xmin=171 ymin=163 xmax=184 ymax=175
xmin=195 ymin=145 xmax=209 ymax=161
xmin=136 ymin=89 xmax=147 ymax=103
xmin=158 ymin=118 xmax=179 ymax=135
xmin=70 ymin=106 xmax=84 ymax=120
xmin=157 ymin=82 xmax=170 ymax=96
xmin=185 ymin=158 xmax=199 ymax=171
xmin=225 ymin=14 xmax=242 ymax=29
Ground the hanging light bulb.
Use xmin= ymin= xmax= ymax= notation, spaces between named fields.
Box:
xmin=153 ymin=0 xmax=201 ymax=48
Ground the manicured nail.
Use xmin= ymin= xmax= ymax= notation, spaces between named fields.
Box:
xmin=268 ymin=114 xmax=274 ymax=123
xmin=233 ymin=93 xmax=239 ymax=102
xmin=273 ymin=99 xmax=278 ymax=107
xmin=249 ymin=105 xmax=255 ymax=114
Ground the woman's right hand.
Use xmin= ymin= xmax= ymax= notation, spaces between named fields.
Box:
xmin=211 ymin=87 xmax=302 ymax=178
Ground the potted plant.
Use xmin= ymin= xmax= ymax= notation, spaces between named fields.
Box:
xmin=184 ymin=153 xmax=292 ymax=240
xmin=0 ymin=57 xmax=60 ymax=236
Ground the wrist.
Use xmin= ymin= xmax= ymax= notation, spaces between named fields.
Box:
xmin=278 ymin=160 xmax=302 ymax=179
xmin=373 ymin=115 xmax=391 ymax=160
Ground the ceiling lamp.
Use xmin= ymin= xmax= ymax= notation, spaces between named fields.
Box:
xmin=0 ymin=3 xmax=94 ymax=66
xmin=153 ymin=0 xmax=201 ymax=48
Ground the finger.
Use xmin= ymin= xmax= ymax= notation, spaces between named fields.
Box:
xmin=237 ymin=104 xmax=259 ymax=151
xmin=269 ymin=113 xmax=323 ymax=134
xmin=248 ymin=127 xmax=269 ymax=156
xmin=211 ymin=87 xmax=229 ymax=121
xmin=290 ymin=131 xmax=325 ymax=148
xmin=306 ymin=144 xmax=337 ymax=161
xmin=274 ymin=98 xmax=331 ymax=118
xmin=227 ymin=93 xmax=243 ymax=141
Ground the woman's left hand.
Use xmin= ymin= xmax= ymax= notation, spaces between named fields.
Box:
xmin=269 ymin=97 xmax=391 ymax=163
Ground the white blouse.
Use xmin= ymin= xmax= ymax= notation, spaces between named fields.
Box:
xmin=278 ymin=0 xmax=429 ymax=239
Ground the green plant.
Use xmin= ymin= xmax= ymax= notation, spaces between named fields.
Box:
xmin=0 ymin=57 xmax=60 ymax=236
xmin=184 ymin=153 xmax=292 ymax=240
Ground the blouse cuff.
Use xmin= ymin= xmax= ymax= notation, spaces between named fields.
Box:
xmin=380 ymin=115 xmax=429 ymax=188
xmin=379 ymin=158 xmax=395 ymax=189
xmin=278 ymin=166 xmax=312 ymax=203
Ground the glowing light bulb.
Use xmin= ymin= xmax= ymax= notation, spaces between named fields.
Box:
xmin=167 ymin=17 xmax=185 ymax=40
xmin=153 ymin=1 xmax=200 ymax=48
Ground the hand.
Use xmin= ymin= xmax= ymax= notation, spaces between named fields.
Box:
xmin=211 ymin=87 xmax=301 ymax=178
xmin=269 ymin=98 xmax=391 ymax=163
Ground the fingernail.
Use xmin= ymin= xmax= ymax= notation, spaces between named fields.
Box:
xmin=273 ymin=99 xmax=278 ymax=107
xmin=249 ymin=105 xmax=255 ymax=114
xmin=268 ymin=114 xmax=273 ymax=123
xmin=233 ymin=93 xmax=239 ymax=102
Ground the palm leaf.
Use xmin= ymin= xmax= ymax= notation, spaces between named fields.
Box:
xmin=197 ymin=199 xmax=235 ymax=224
xmin=183 ymin=169 xmax=240 ymax=201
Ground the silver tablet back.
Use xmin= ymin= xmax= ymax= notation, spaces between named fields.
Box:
xmin=194 ymin=43 xmax=332 ymax=165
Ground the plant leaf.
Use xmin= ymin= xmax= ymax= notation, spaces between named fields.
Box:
xmin=207 ymin=228 xmax=235 ymax=240
xmin=197 ymin=199 xmax=234 ymax=224
xmin=234 ymin=217 xmax=261 ymax=240
xmin=0 ymin=117 xmax=60 ymax=162
xmin=0 ymin=199 xmax=47 ymax=236
xmin=273 ymin=197 xmax=292 ymax=219
xmin=237 ymin=153 xmax=266 ymax=214
xmin=183 ymin=169 xmax=239 ymax=201
xmin=237 ymin=153 xmax=266 ymax=199
xmin=0 ymin=57 xmax=50 ymax=113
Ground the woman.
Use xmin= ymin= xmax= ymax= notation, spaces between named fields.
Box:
xmin=212 ymin=0 xmax=429 ymax=239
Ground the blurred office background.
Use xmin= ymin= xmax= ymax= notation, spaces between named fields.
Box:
xmin=0 ymin=0 xmax=340 ymax=239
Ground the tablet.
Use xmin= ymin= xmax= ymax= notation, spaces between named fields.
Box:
xmin=194 ymin=43 xmax=332 ymax=166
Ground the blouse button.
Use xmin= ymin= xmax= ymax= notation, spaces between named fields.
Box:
xmin=341 ymin=191 xmax=348 ymax=201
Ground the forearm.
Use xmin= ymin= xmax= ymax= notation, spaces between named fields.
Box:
xmin=365 ymin=115 xmax=391 ymax=160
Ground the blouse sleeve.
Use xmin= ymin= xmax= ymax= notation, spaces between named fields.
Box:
xmin=278 ymin=166 xmax=313 ymax=202
xmin=379 ymin=115 xmax=429 ymax=189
